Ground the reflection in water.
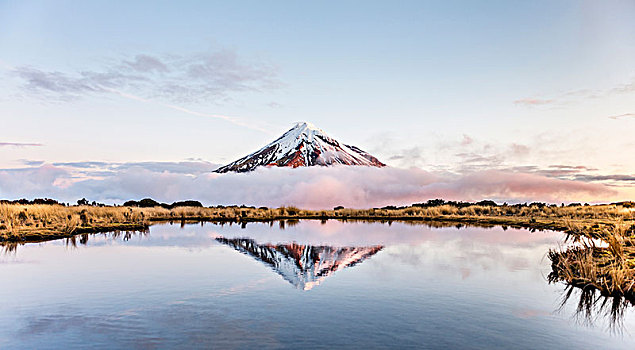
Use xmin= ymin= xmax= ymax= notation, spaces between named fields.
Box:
xmin=553 ymin=282 xmax=635 ymax=332
xmin=215 ymin=237 xmax=383 ymax=290
xmin=2 ymin=221 xmax=635 ymax=348
xmin=1 ymin=241 xmax=19 ymax=254
xmin=1 ymin=230 xmax=148 ymax=255
xmin=0 ymin=218 xmax=541 ymax=255
xmin=65 ymin=230 xmax=148 ymax=247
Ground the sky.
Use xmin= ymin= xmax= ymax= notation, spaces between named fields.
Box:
xmin=1 ymin=0 xmax=634 ymax=206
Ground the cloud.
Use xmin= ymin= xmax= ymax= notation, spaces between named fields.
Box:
xmin=502 ymin=165 xmax=635 ymax=185
xmin=9 ymin=50 xmax=279 ymax=133
xmin=460 ymin=134 xmax=473 ymax=146
xmin=266 ymin=102 xmax=282 ymax=109
xmin=571 ymin=174 xmax=635 ymax=184
xmin=0 ymin=163 xmax=618 ymax=208
xmin=47 ymin=160 xmax=220 ymax=178
xmin=0 ymin=142 xmax=42 ymax=147
xmin=12 ymin=67 xmax=144 ymax=101
xmin=123 ymin=54 xmax=169 ymax=73
xmin=380 ymin=133 xmax=536 ymax=171
xmin=19 ymin=160 xmax=45 ymax=166
xmin=11 ymin=49 xmax=279 ymax=104
xmin=386 ymin=146 xmax=425 ymax=166
xmin=453 ymin=152 xmax=504 ymax=171
xmin=509 ymin=143 xmax=530 ymax=156
xmin=610 ymin=80 xmax=635 ymax=94
xmin=608 ymin=113 xmax=635 ymax=120
xmin=515 ymin=77 xmax=635 ymax=108
xmin=0 ymin=164 xmax=69 ymax=197
xmin=513 ymin=98 xmax=555 ymax=106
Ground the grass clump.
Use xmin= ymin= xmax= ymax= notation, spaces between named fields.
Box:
xmin=549 ymin=219 xmax=635 ymax=303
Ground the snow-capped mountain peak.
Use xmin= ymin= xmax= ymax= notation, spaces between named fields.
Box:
xmin=214 ymin=121 xmax=385 ymax=173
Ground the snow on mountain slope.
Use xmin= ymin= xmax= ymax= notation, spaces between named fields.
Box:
xmin=214 ymin=122 xmax=385 ymax=173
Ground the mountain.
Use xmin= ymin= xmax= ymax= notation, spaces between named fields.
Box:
xmin=215 ymin=237 xmax=383 ymax=290
xmin=214 ymin=121 xmax=385 ymax=173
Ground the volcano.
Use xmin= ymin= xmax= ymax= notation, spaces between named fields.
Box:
xmin=214 ymin=122 xmax=385 ymax=173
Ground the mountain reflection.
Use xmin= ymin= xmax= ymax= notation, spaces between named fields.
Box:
xmin=215 ymin=237 xmax=383 ymax=290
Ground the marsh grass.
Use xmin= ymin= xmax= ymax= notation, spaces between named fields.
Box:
xmin=549 ymin=217 xmax=635 ymax=306
xmin=1 ymin=203 xmax=633 ymax=243
xmin=0 ymin=204 xmax=151 ymax=241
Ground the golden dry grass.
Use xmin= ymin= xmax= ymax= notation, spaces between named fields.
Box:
xmin=1 ymin=202 xmax=633 ymax=241
xmin=549 ymin=218 xmax=635 ymax=302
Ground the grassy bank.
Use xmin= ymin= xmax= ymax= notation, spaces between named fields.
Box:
xmin=1 ymin=202 xmax=633 ymax=241
xmin=549 ymin=219 xmax=635 ymax=303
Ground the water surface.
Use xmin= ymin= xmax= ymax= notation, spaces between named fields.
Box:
xmin=1 ymin=221 xmax=634 ymax=349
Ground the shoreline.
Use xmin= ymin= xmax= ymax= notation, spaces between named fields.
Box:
xmin=2 ymin=203 xmax=631 ymax=243
xmin=1 ymin=215 xmax=571 ymax=244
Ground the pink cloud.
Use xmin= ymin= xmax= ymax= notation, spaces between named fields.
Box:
xmin=0 ymin=164 xmax=618 ymax=208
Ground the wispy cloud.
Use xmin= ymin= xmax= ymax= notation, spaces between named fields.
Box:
xmin=122 ymin=54 xmax=169 ymax=73
xmin=0 ymin=142 xmax=42 ymax=147
xmin=18 ymin=160 xmax=45 ymax=166
xmin=8 ymin=50 xmax=280 ymax=132
xmin=514 ymin=78 xmax=635 ymax=108
xmin=378 ymin=132 xmax=540 ymax=171
xmin=47 ymin=160 xmax=221 ymax=178
xmin=505 ymin=164 xmax=635 ymax=185
xmin=572 ymin=174 xmax=635 ymax=184
xmin=11 ymin=50 xmax=279 ymax=103
xmin=376 ymin=132 xmax=633 ymax=188
xmin=610 ymin=81 xmax=635 ymax=94
xmin=104 ymin=88 xmax=270 ymax=133
xmin=460 ymin=134 xmax=473 ymax=146
xmin=513 ymin=98 xmax=555 ymax=106
xmin=608 ymin=113 xmax=635 ymax=120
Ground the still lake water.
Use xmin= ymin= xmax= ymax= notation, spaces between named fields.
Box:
xmin=1 ymin=220 xmax=634 ymax=349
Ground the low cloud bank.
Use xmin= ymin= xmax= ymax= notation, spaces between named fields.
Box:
xmin=0 ymin=163 xmax=618 ymax=208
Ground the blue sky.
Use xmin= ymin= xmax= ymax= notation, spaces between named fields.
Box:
xmin=1 ymin=0 xmax=634 ymax=203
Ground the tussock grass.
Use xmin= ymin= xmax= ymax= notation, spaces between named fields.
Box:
xmin=0 ymin=204 xmax=150 ymax=241
xmin=1 ymin=202 xmax=633 ymax=242
xmin=549 ymin=218 xmax=635 ymax=303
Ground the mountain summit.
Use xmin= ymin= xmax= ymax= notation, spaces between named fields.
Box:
xmin=214 ymin=122 xmax=385 ymax=173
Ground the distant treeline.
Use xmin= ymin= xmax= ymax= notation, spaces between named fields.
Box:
xmin=0 ymin=198 xmax=62 ymax=205
xmin=122 ymin=198 xmax=203 ymax=209
xmin=372 ymin=198 xmax=630 ymax=211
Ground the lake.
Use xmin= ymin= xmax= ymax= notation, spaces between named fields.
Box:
xmin=1 ymin=220 xmax=634 ymax=349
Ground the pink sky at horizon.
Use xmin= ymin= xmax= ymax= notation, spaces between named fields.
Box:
xmin=0 ymin=162 xmax=630 ymax=208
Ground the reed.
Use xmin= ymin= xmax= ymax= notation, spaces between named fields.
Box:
xmin=548 ymin=219 xmax=635 ymax=303
xmin=1 ymin=202 xmax=633 ymax=242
